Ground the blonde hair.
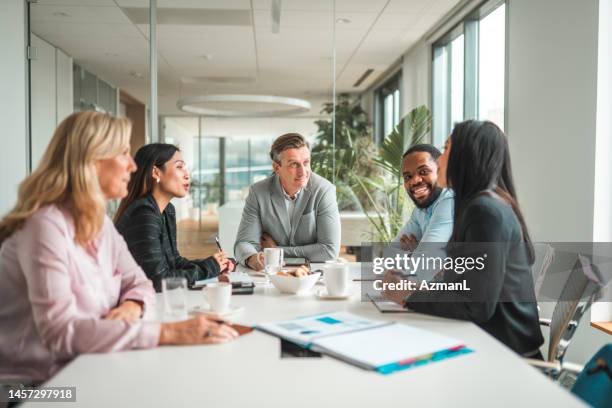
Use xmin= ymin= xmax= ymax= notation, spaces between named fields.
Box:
xmin=0 ymin=111 xmax=131 ymax=246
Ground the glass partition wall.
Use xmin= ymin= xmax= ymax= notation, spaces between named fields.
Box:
xmin=27 ymin=0 xmax=339 ymax=232
xmin=29 ymin=0 xmax=151 ymax=215
xmin=158 ymin=1 xmax=336 ymax=226
xmin=26 ymin=0 xmax=338 ymax=217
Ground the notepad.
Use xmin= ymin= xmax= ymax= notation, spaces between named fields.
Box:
xmin=194 ymin=271 xmax=253 ymax=287
xmin=367 ymin=293 xmax=413 ymax=313
xmin=257 ymin=311 xmax=472 ymax=374
xmin=313 ymin=323 xmax=469 ymax=373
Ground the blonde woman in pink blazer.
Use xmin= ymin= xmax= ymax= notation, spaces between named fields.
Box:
xmin=0 ymin=112 xmax=237 ymax=383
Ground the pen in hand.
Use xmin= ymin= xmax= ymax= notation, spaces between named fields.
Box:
xmin=215 ymin=235 xmax=222 ymax=251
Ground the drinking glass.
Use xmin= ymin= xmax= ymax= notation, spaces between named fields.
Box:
xmin=263 ymin=247 xmax=283 ymax=286
xmin=162 ymin=277 xmax=188 ymax=320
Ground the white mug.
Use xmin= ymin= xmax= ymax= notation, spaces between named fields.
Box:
xmin=324 ymin=262 xmax=350 ymax=296
xmin=202 ymin=282 xmax=232 ymax=313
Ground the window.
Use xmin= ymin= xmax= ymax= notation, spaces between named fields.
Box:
xmin=432 ymin=1 xmax=506 ymax=147
xmin=375 ymin=73 xmax=401 ymax=144
xmin=478 ymin=4 xmax=506 ymax=129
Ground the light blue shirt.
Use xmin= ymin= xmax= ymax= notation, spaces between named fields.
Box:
xmin=391 ymin=188 xmax=454 ymax=279
xmin=393 ymin=188 xmax=454 ymax=244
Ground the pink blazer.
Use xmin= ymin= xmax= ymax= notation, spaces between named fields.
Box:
xmin=0 ymin=204 xmax=160 ymax=382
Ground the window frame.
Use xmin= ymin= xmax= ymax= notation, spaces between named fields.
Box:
xmin=431 ymin=0 xmax=506 ymax=147
xmin=374 ymin=72 xmax=402 ymax=145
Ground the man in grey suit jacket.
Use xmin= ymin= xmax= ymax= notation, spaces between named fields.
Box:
xmin=234 ymin=133 xmax=340 ymax=270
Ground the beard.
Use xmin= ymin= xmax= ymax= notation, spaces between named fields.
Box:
xmin=409 ymin=184 xmax=443 ymax=209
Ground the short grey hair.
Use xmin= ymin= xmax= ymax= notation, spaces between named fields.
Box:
xmin=269 ymin=133 xmax=310 ymax=163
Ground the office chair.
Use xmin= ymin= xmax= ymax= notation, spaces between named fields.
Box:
xmin=532 ymin=243 xmax=555 ymax=298
xmin=526 ymin=254 xmax=604 ymax=381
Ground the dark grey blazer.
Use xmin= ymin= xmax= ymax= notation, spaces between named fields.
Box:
xmin=234 ymin=173 xmax=340 ymax=265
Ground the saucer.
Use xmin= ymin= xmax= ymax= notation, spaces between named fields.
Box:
xmin=190 ymin=305 xmax=245 ymax=318
xmin=315 ymin=288 xmax=353 ymax=300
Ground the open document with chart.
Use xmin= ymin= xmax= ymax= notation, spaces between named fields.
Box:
xmin=257 ymin=311 xmax=472 ymax=374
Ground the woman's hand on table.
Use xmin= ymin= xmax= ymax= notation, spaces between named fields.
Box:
xmin=382 ymin=270 xmax=414 ymax=306
xmin=159 ymin=315 xmax=238 ymax=345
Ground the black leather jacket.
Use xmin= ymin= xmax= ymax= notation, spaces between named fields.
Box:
xmin=115 ymin=194 xmax=220 ymax=292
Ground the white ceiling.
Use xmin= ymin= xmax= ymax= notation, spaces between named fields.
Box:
xmin=31 ymin=0 xmax=460 ymax=116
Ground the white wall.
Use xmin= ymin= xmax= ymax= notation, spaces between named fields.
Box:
xmin=0 ymin=0 xmax=27 ymax=216
xmin=30 ymin=33 xmax=73 ymax=169
xmin=506 ymin=0 xmax=610 ymax=364
xmin=593 ymin=0 xmax=612 ymax=243
xmin=591 ymin=0 xmax=612 ymax=323
xmin=506 ymin=0 xmax=598 ymax=243
xmin=56 ymin=48 xmax=73 ymax=125
xmin=31 ymin=34 xmax=56 ymax=169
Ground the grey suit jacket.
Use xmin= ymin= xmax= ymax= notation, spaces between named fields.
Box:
xmin=233 ymin=172 xmax=340 ymax=265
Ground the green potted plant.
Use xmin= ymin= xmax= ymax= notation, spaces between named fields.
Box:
xmin=311 ymin=94 xmax=379 ymax=211
xmin=355 ymin=105 xmax=432 ymax=242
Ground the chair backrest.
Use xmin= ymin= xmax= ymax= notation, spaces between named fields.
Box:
xmin=571 ymin=344 xmax=612 ymax=408
xmin=548 ymin=254 xmax=603 ymax=363
xmin=532 ymin=243 xmax=555 ymax=297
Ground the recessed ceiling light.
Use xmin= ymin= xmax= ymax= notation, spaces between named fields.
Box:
xmin=336 ymin=18 xmax=351 ymax=24
xmin=129 ymin=71 xmax=143 ymax=79
xmin=53 ymin=11 xmax=70 ymax=18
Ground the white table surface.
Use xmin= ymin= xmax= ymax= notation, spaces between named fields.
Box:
xmin=30 ymin=263 xmax=585 ymax=408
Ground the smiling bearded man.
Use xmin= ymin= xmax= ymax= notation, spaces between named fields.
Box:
xmin=394 ymin=144 xmax=454 ymax=253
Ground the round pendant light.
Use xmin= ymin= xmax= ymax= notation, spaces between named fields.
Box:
xmin=176 ymin=94 xmax=311 ymax=117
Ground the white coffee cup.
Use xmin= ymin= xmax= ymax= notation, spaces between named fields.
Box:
xmin=202 ymin=282 xmax=232 ymax=313
xmin=324 ymin=262 xmax=350 ymax=296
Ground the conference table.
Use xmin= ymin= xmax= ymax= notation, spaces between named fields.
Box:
xmin=30 ymin=263 xmax=585 ymax=407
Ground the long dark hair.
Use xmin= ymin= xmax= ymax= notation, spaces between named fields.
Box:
xmin=114 ymin=143 xmax=180 ymax=223
xmin=447 ymin=120 xmax=534 ymax=264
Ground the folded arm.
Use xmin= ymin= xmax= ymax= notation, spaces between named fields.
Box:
xmin=279 ymin=185 xmax=340 ymax=262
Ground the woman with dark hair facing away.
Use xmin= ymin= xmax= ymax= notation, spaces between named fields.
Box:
xmin=384 ymin=120 xmax=544 ymax=357
xmin=115 ymin=143 xmax=235 ymax=292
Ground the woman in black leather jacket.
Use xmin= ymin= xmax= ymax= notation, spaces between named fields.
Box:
xmin=115 ymin=143 xmax=235 ymax=292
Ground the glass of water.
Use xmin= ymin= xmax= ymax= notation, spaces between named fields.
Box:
xmin=263 ymin=247 xmax=283 ymax=286
xmin=162 ymin=277 xmax=188 ymax=320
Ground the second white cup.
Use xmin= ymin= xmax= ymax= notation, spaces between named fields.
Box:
xmin=324 ymin=262 xmax=350 ymax=296
xmin=202 ymin=282 xmax=232 ymax=313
